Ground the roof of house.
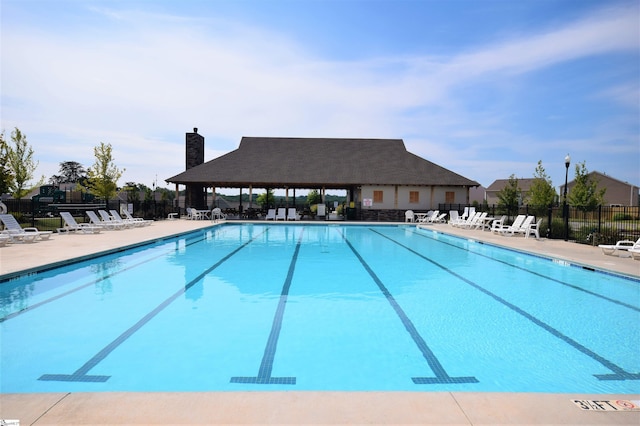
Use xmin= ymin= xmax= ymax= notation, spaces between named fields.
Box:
xmin=486 ymin=178 xmax=537 ymax=192
xmin=166 ymin=137 xmax=480 ymax=189
xmin=564 ymin=171 xmax=639 ymax=189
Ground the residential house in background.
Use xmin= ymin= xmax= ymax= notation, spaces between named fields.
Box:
xmin=560 ymin=171 xmax=639 ymax=207
xmin=485 ymin=178 xmax=536 ymax=206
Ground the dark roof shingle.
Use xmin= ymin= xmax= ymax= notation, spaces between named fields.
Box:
xmin=166 ymin=137 xmax=479 ymax=188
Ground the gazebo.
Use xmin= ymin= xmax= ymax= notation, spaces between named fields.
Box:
xmin=166 ymin=131 xmax=479 ymax=220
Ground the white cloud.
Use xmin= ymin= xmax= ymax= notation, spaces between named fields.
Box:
xmin=1 ymin=3 xmax=638 ymax=188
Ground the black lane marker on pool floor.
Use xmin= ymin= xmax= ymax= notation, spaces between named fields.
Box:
xmin=1 ymin=233 xmax=209 ymax=323
xmin=230 ymin=229 xmax=304 ymax=385
xmin=374 ymin=229 xmax=640 ymax=382
xmin=411 ymin=228 xmax=640 ymax=313
xmin=39 ymin=230 xmax=266 ymax=383
xmin=340 ymin=231 xmax=478 ymax=385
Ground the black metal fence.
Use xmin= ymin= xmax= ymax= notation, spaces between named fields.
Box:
xmin=1 ymin=199 xmax=177 ymax=232
xmin=439 ymin=204 xmax=640 ymax=246
xmin=2 ymin=198 xmax=639 ymax=246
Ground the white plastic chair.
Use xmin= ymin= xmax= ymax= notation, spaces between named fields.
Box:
xmin=211 ymin=208 xmax=227 ymax=221
xmin=405 ymin=210 xmax=414 ymax=222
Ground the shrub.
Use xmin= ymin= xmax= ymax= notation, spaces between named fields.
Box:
xmin=612 ymin=213 xmax=633 ymax=221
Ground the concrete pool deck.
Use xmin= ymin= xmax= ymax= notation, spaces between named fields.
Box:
xmin=1 ymin=218 xmax=639 ymax=424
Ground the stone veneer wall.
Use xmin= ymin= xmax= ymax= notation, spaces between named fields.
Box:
xmin=185 ymin=129 xmax=206 ymax=209
xmin=186 ymin=130 xmax=204 ymax=170
xmin=359 ymin=209 xmax=406 ymax=222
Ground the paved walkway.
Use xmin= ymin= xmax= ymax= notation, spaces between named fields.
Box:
xmin=1 ymin=219 xmax=638 ymax=424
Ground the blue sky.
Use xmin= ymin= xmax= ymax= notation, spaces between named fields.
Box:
xmin=1 ymin=0 xmax=638 ymax=194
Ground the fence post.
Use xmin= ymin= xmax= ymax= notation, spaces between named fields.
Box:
xmin=547 ymin=204 xmax=552 ymax=239
xmin=598 ymin=205 xmax=602 ymax=234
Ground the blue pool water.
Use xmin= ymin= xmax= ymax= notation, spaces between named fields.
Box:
xmin=1 ymin=224 xmax=639 ymax=394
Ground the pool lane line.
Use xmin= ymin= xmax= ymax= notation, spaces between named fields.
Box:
xmin=372 ymin=229 xmax=640 ymax=382
xmin=0 ymin=232 xmax=210 ymax=323
xmin=411 ymin=228 xmax=640 ymax=313
xmin=340 ymin=231 xmax=479 ymax=385
xmin=230 ymin=228 xmax=304 ymax=385
xmin=39 ymin=229 xmax=267 ymax=383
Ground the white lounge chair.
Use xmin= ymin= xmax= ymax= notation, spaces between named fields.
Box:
xmin=287 ymin=208 xmax=299 ymax=221
xmin=264 ymin=209 xmax=276 ymax=220
xmin=495 ymin=215 xmax=526 ymax=235
xmin=432 ymin=212 xmax=447 ymax=223
xmin=121 ymin=209 xmax=153 ymax=226
xmin=87 ymin=210 xmax=126 ymax=230
xmin=211 ymin=208 xmax=227 ymax=221
xmin=629 ymin=248 xmax=640 ymax=260
xmin=500 ymin=215 xmax=534 ymax=237
xmin=490 ymin=215 xmax=507 ymax=233
xmin=275 ymin=208 xmax=286 ymax=221
xmin=405 ymin=210 xmax=414 ymax=223
xmin=525 ymin=218 xmax=543 ymax=239
xmin=598 ymin=238 xmax=640 ymax=256
xmin=0 ymin=233 xmax=10 ymax=246
xmin=0 ymin=213 xmax=52 ymax=242
xmin=108 ymin=210 xmax=145 ymax=227
xmin=58 ymin=212 xmax=102 ymax=234
xmin=426 ymin=210 xmax=440 ymax=223
xmin=458 ymin=211 xmax=482 ymax=228
xmin=100 ymin=210 xmax=134 ymax=228
xmin=448 ymin=210 xmax=460 ymax=226
xmin=467 ymin=212 xmax=487 ymax=229
xmin=460 ymin=207 xmax=470 ymax=222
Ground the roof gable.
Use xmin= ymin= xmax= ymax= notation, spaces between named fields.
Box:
xmin=486 ymin=178 xmax=537 ymax=192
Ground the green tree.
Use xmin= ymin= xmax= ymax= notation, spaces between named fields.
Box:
xmin=144 ymin=187 xmax=153 ymax=202
xmin=123 ymin=182 xmax=141 ymax=203
xmin=50 ymin=161 xmax=87 ymax=185
xmin=496 ymin=174 xmax=522 ymax=218
xmin=307 ymin=189 xmax=322 ymax=206
xmin=568 ymin=161 xmax=605 ymax=211
xmin=5 ymin=128 xmax=44 ymax=198
xmin=0 ymin=131 xmax=13 ymax=195
xmin=81 ymin=142 xmax=125 ymax=201
xmin=527 ymin=160 xmax=556 ymax=215
xmin=256 ymin=189 xmax=275 ymax=208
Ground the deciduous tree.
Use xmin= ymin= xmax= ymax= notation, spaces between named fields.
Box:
xmin=81 ymin=142 xmax=124 ymax=201
xmin=568 ymin=161 xmax=605 ymax=211
xmin=497 ymin=174 xmax=521 ymax=218
xmin=257 ymin=189 xmax=275 ymax=208
xmin=527 ymin=160 xmax=556 ymax=215
xmin=5 ymin=128 xmax=44 ymax=198
xmin=0 ymin=131 xmax=13 ymax=195
xmin=50 ymin=161 xmax=87 ymax=185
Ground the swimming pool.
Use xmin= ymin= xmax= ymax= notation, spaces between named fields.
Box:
xmin=1 ymin=223 xmax=638 ymax=393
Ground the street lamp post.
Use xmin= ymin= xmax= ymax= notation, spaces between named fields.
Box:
xmin=563 ymin=154 xmax=571 ymax=241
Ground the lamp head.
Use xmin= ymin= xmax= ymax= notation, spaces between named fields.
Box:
xmin=564 ymin=154 xmax=571 ymax=168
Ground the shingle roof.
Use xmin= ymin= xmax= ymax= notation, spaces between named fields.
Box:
xmin=486 ymin=178 xmax=537 ymax=192
xmin=166 ymin=137 xmax=479 ymax=189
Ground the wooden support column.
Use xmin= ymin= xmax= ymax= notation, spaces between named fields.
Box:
xmin=430 ymin=186 xmax=435 ymax=210
xmin=394 ymin=185 xmax=398 ymax=209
